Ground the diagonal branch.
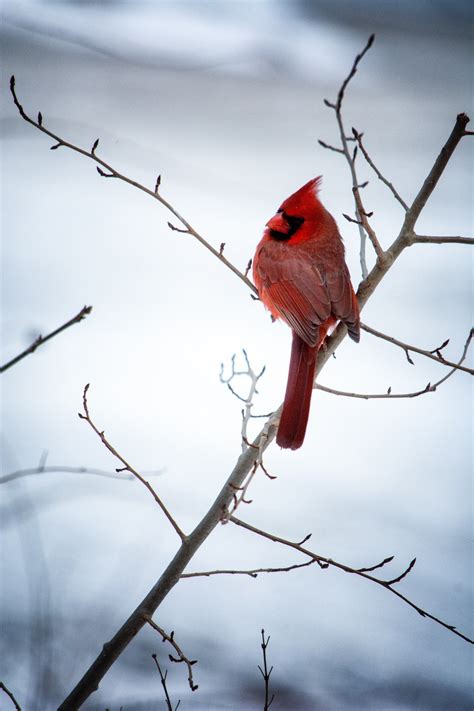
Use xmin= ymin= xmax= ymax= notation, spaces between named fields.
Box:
xmin=401 ymin=112 xmax=471 ymax=236
xmin=229 ymin=516 xmax=473 ymax=645
xmin=352 ymin=128 xmax=408 ymax=210
xmin=146 ymin=618 xmax=198 ymax=692
xmin=361 ymin=323 xmax=474 ymax=375
xmin=0 ymin=682 xmax=22 ymax=711
xmin=0 ymin=305 xmax=92 ymax=374
xmin=316 ymin=330 xmax=472 ymax=399
xmin=9 ymin=76 xmax=255 ymax=296
xmin=78 ymin=384 xmax=185 ymax=541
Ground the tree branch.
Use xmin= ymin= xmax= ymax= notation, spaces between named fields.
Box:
xmin=316 ymin=330 xmax=472 ymax=399
xmin=229 ymin=517 xmax=473 ymax=645
xmin=258 ymin=630 xmax=275 ymax=710
xmin=0 ymin=305 xmax=92 ymax=374
xmin=78 ymin=384 xmax=185 ymax=541
xmin=411 ymin=234 xmax=474 ymax=246
xmin=0 ymin=682 xmax=22 ymax=711
xmin=401 ymin=112 xmax=471 ymax=236
xmin=352 ymin=128 xmax=408 ymax=210
xmin=180 ymin=560 xmax=317 ymax=579
xmin=361 ymin=323 xmax=474 ymax=376
xmin=151 ymin=655 xmax=181 ymax=711
xmin=9 ymin=76 xmax=255 ymax=297
xmin=146 ymin=618 xmax=198 ymax=692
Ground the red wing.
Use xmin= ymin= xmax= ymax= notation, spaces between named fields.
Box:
xmin=257 ymin=251 xmax=331 ymax=347
xmin=255 ymin=246 xmax=360 ymax=346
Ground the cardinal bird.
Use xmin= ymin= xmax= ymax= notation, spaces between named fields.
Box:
xmin=253 ymin=177 xmax=360 ymax=450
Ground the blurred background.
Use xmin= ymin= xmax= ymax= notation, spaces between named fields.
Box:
xmin=1 ymin=1 xmax=472 ymax=709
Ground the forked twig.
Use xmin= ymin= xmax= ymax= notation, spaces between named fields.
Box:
xmin=230 ymin=516 xmax=473 ymax=645
xmin=0 ymin=305 xmax=92 ymax=374
xmin=146 ymin=617 xmax=198 ymax=692
xmin=151 ymin=655 xmax=181 ymax=711
xmin=78 ymin=384 xmax=185 ymax=540
xmin=362 ymin=323 xmax=474 ymax=376
xmin=258 ymin=629 xmax=274 ymax=710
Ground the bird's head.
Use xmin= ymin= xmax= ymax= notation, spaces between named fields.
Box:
xmin=265 ymin=177 xmax=323 ymax=241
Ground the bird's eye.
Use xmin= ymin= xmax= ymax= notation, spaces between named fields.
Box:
xmin=277 ymin=209 xmax=283 ymax=214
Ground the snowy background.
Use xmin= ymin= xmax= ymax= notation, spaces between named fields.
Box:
xmin=1 ymin=1 xmax=472 ymax=709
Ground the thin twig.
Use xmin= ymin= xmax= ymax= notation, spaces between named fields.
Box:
xmin=9 ymin=76 xmax=256 ymax=297
xmin=361 ymin=323 xmax=474 ymax=376
xmin=78 ymin=384 xmax=185 ymax=540
xmin=229 ymin=516 xmax=473 ymax=645
xmin=352 ymin=128 xmax=408 ymax=210
xmin=151 ymin=655 xmax=181 ymax=711
xmin=323 ymin=34 xmax=386 ymax=275
xmin=0 ymin=305 xmax=92 ymax=374
xmin=0 ymin=682 xmax=22 ymax=711
xmin=146 ymin=618 xmax=198 ymax=692
xmin=258 ymin=630 xmax=274 ymax=710
xmin=0 ymin=464 xmax=164 ymax=485
xmin=181 ymin=560 xmax=317 ymax=579
xmin=411 ymin=234 xmax=474 ymax=246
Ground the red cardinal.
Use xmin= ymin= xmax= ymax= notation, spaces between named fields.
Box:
xmin=253 ymin=177 xmax=360 ymax=450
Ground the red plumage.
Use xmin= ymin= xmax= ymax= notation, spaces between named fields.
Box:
xmin=253 ymin=177 xmax=360 ymax=450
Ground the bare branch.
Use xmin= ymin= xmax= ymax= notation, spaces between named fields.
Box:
xmin=151 ymin=655 xmax=180 ymax=711
xmin=411 ymin=234 xmax=474 ymax=246
xmin=181 ymin=560 xmax=317 ymax=579
xmin=219 ymin=350 xmax=267 ymax=453
xmin=146 ymin=618 xmax=198 ymax=693
xmin=335 ymin=34 xmax=375 ymax=111
xmin=9 ymin=76 xmax=256 ymax=296
xmin=229 ymin=516 xmax=473 ymax=645
xmin=322 ymin=35 xmax=384 ymax=276
xmin=361 ymin=323 xmax=474 ymax=376
xmin=258 ymin=630 xmax=275 ymax=710
xmin=0 ymin=682 xmax=22 ymax=711
xmin=317 ymin=328 xmax=472 ymax=400
xmin=78 ymin=384 xmax=185 ymax=540
xmin=352 ymin=128 xmax=408 ymax=210
xmin=0 ymin=305 xmax=92 ymax=374
xmin=401 ymin=112 xmax=471 ymax=235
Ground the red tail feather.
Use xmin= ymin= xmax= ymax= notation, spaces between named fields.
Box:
xmin=277 ymin=333 xmax=317 ymax=450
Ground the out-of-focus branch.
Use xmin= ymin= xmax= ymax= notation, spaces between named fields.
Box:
xmin=361 ymin=323 xmax=474 ymax=375
xmin=0 ymin=305 xmax=92 ymax=374
xmin=181 ymin=560 xmax=316 ymax=579
xmin=78 ymin=384 xmax=185 ymax=541
xmin=0 ymin=682 xmax=22 ymax=711
xmin=146 ymin=618 xmax=198 ymax=693
xmin=9 ymin=76 xmax=255 ymax=296
xmin=258 ymin=630 xmax=274 ymax=711
xmin=229 ymin=516 xmax=473 ymax=645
